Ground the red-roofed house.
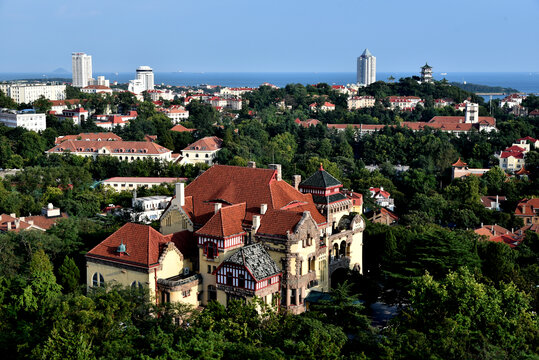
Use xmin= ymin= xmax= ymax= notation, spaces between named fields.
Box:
xmin=180 ymin=136 xmax=223 ymax=165
xmin=474 ymin=224 xmax=513 ymax=240
xmin=94 ymin=111 xmax=138 ymax=130
xmin=46 ymin=140 xmax=175 ymax=162
xmin=56 ymin=107 xmax=88 ymax=126
xmin=86 ymin=223 xmax=201 ymax=306
xmin=295 ymin=118 xmax=321 ymax=128
xmin=369 ymin=187 xmax=394 ymax=211
xmin=55 ymin=132 xmax=122 ymax=144
xmin=309 ymin=102 xmax=335 ymax=112
xmin=157 ymin=164 xmax=365 ymax=313
xmin=515 ymin=198 xmax=539 ymax=226
xmin=0 ymin=203 xmax=67 ymax=233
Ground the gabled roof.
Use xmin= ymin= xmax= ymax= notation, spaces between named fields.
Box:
xmin=257 ymin=209 xmax=304 ymax=237
xmin=490 ymin=234 xmax=521 ymax=248
xmin=183 ymin=136 xmax=223 ymax=151
xmin=515 ymin=198 xmax=539 ymax=216
xmin=86 ymin=223 xmax=187 ymax=268
xmin=500 ymin=151 xmax=524 ymax=159
xmin=55 ymin=132 xmax=122 ymax=144
xmin=181 ymin=165 xmax=327 ymax=227
xmin=480 ymin=196 xmax=506 ymax=208
xmin=300 ymin=164 xmax=342 ymax=189
xmin=221 ymin=243 xmax=281 ymax=281
xmin=504 ymin=145 xmax=525 ymax=152
xmin=195 ymin=203 xmax=246 ymax=238
xmin=517 ymin=136 xmax=537 ymax=142
xmin=474 ymin=224 xmax=512 ymax=240
xmin=47 ymin=140 xmax=172 ymax=155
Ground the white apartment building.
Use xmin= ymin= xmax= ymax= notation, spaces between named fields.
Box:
xmin=357 ymin=49 xmax=376 ymax=86
xmin=159 ymin=107 xmax=189 ymax=123
xmin=81 ymin=85 xmax=113 ymax=95
xmin=130 ymin=195 xmax=172 ymax=223
xmin=128 ymin=79 xmax=145 ymax=95
xmin=136 ymin=66 xmax=154 ymax=91
xmin=148 ymin=89 xmax=175 ymax=101
xmin=89 ymin=76 xmax=110 ymax=88
xmin=0 ymin=109 xmax=46 ymax=132
xmin=0 ymin=83 xmax=66 ymax=104
xmin=102 ymin=177 xmax=187 ymax=192
xmin=347 ymin=96 xmax=375 ymax=110
xmin=180 ymin=136 xmax=223 ymax=165
xmin=72 ymin=52 xmax=93 ymax=88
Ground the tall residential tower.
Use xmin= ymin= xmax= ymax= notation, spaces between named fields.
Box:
xmin=357 ymin=49 xmax=376 ymax=86
xmin=72 ymin=52 xmax=93 ymax=88
xmin=136 ymin=66 xmax=155 ymax=91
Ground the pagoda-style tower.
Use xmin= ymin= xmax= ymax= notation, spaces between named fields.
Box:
xmin=421 ymin=63 xmax=433 ymax=83
xmin=299 ymin=164 xmax=351 ymax=230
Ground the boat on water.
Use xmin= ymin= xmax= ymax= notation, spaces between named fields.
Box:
xmin=441 ymin=72 xmax=447 ymax=75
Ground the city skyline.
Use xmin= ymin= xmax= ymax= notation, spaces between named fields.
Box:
xmin=1 ymin=0 xmax=538 ymax=73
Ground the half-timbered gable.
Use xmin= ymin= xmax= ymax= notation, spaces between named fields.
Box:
xmin=215 ymin=244 xmax=281 ymax=305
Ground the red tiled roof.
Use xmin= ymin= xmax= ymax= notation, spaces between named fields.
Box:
xmin=490 ymin=234 xmax=520 ymax=248
xmin=86 ymin=223 xmax=185 ymax=268
xmin=480 ymin=196 xmax=506 ymax=208
xmin=26 ymin=213 xmax=68 ymax=230
xmin=47 ymin=140 xmax=172 ymax=155
xmin=55 ymin=132 xmax=122 ymax=144
xmin=504 ymin=145 xmax=525 ymax=152
xmin=181 ymin=165 xmax=327 ymax=228
xmin=452 ymin=158 xmax=467 ymax=167
xmin=380 ymin=208 xmax=399 ymax=221
xmin=370 ymin=187 xmax=391 ymax=198
xmin=257 ymin=209 xmax=304 ymax=237
xmin=183 ymin=136 xmax=223 ymax=151
xmin=517 ymin=136 xmax=537 ymax=143
xmin=500 ymin=151 xmax=524 ymax=159
xmin=166 ymin=230 xmax=197 ymax=259
xmin=474 ymin=224 xmax=512 ymax=240
xmin=195 ymin=203 xmax=246 ymax=238
xmin=171 ymin=124 xmax=196 ymax=133
xmin=515 ymin=198 xmax=539 ymax=216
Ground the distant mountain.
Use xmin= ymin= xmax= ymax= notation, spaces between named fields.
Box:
xmin=52 ymin=67 xmax=70 ymax=74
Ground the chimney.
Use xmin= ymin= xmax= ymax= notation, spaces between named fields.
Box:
xmin=10 ymin=213 xmax=16 ymax=218
xmin=28 ymin=220 xmax=34 ymax=226
xmin=252 ymin=215 xmax=261 ymax=232
xmin=14 ymin=219 xmax=20 ymax=229
xmin=7 ymin=222 xmax=11 ymax=230
xmin=214 ymin=203 xmax=222 ymax=213
xmin=380 ymin=186 xmax=384 ymax=192
xmin=293 ymin=175 xmax=301 ymax=190
xmin=175 ymin=182 xmax=185 ymax=207
xmin=247 ymin=161 xmax=256 ymax=168
xmin=269 ymin=164 xmax=282 ymax=181
xmin=20 ymin=217 xmax=25 ymax=222
xmin=260 ymin=204 xmax=267 ymax=215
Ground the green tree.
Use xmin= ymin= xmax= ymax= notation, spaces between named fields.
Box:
xmin=57 ymin=255 xmax=80 ymax=293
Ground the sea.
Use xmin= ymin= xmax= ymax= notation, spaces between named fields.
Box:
xmin=1 ymin=72 xmax=538 ymax=98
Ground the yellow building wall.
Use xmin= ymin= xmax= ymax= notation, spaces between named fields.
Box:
xmin=156 ymin=249 xmax=185 ymax=280
xmin=87 ymin=261 xmax=151 ymax=291
xmin=349 ymin=231 xmax=363 ymax=274
xmin=160 ymin=208 xmax=193 ymax=235
xmin=169 ymin=283 xmax=202 ymax=307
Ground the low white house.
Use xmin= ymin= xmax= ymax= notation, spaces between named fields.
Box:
xmin=130 ymin=195 xmax=172 ymax=223
xmin=102 ymin=177 xmax=187 ymax=192
xmin=180 ymin=136 xmax=223 ymax=165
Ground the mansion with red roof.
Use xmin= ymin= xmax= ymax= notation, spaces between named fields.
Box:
xmin=495 ymin=137 xmax=538 ymax=172
xmin=86 ymin=164 xmax=365 ymax=314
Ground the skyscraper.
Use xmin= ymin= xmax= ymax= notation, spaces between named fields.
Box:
xmin=357 ymin=49 xmax=376 ymax=86
xmin=136 ymin=66 xmax=155 ymax=91
xmin=72 ymin=52 xmax=93 ymax=88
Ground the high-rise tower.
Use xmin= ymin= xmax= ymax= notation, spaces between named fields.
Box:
xmin=72 ymin=53 xmax=93 ymax=88
xmin=136 ymin=66 xmax=155 ymax=91
xmin=357 ymin=49 xmax=376 ymax=86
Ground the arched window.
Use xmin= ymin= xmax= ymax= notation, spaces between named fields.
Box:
xmin=92 ymin=272 xmax=105 ymax=287
xmin=131 ymin=281 xmax=143 ymax=290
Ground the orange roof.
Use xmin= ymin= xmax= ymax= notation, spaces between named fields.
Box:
xmin=380 ymin=208 xmax=399 ymax=221
xmin=515 ymin=167 xmax=530 ymax=176
xmin=195 ymin=203 xmax=246 ymax=238
xmin=55 ymin=132 xmax=122 ymax=144
xmin=490 ymin=234 xmax=520 ymax=248
xmin=257 ymin=209 xmax=304 ymax=237
xmin=179 ymin=165 xmax=327 ymax=228
xmin=86 ymin=223 xmax=191 ymax=268
xmin=474 ymin=225 xmax=512 ymax=240
xmin=183 ymin=136 xmax=223 ymax=151
xmin=515 ymin=198 xmax=539 ymax=216
xmin=47 ymin=140 xmax=172 ymax=155
xmin=452 ymin=158 xmax=467 ymax=167
xmin=171 ymin=124 xmax=196 ymax=133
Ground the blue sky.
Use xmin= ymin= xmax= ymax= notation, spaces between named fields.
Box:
xmin=1 ymin=0 xmax=538 ymax=73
